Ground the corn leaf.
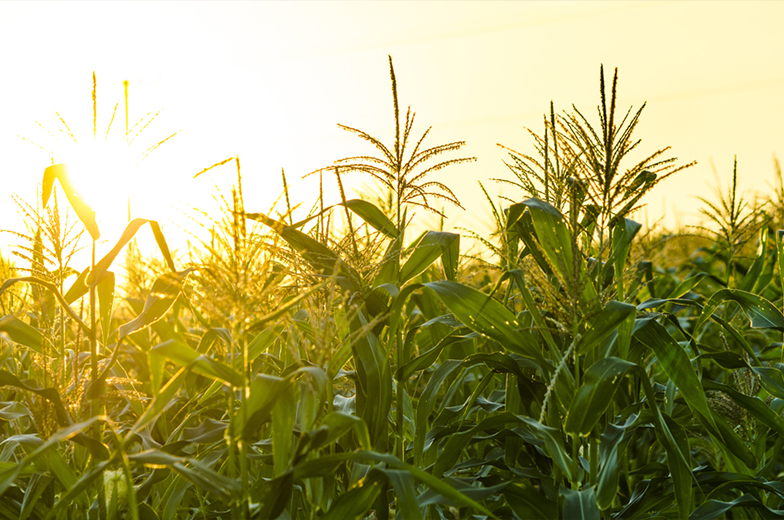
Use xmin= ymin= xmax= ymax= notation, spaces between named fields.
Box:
xmin=422 ymin=280 xmax=548 ymax=369
xmin=117 ymin=269 xmax=193 ymax=342
xmin=343 ymin=199 xmax=398 ymax=238
xmin=399 ymin=231 xmax=458 ymax=285
xmin=562 ymin=486 xmax=601 ymax=520
xmin=42 ymin=163 xmax=99 ymax=240
xmin=0 ymin=315 xmax=42 ymax=354
xmin=88 ymin=218 xmax=175 ymax=288
xmin=695 ymin=289 xmax=784 ymax=333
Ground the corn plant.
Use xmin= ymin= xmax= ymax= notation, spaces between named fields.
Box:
xmin=5 ymin=58 xmax=784 ymax=520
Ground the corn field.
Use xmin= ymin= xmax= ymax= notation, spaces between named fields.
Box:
xmin=3 ymin=58 xmax=784 ymax=520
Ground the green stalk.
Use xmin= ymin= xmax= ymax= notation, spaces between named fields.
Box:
xmin=228 ymin=362 xmax=238 ymax=520
xmin=396 ymin=336 xmax=405 ymax=461
xmin=90 ymin=239 xmax=98 ymax=425
xmin=589 ymin=430 xmax=598 ymax=487
xmin=778 ymin=230 xmax=784 ymax=361
xmin=240 ymin=330 xmax=250 ymax=519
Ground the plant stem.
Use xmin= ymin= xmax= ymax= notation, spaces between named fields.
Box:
xmin=90 ymin=239 xmax=98 ymax=427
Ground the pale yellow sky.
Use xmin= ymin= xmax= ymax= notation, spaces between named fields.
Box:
xmin=2 ymin=1 xmax=784 ymax=261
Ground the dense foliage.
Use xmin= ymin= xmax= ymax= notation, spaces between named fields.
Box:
xmin=3 ymin=58 xmax=784 ymax=520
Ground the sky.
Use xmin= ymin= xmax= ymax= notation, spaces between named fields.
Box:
xmin=2 ymin=1 xmax=784 ymax=264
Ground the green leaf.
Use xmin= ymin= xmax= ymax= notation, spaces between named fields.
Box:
xmin=690 ymin=494 xmax=784 ymax=520
xmin=242 ymin=374 xmax=292 ymax=439
xmin=596 ymin=422 xmax=627 ymax=511
xmin=0 ymin=277 xmax=90 ymax=335
xmin=395 ymin=329 xmax=475 ymax=381
xmin=442 ymin=233 xmax=460 ymax=281
xmin=562 ymin=486 xmax=601 ymax=520
xmin=703 ymin=379 xmax=784 ymax=437
xmin=518 ymin=198 xmax=598 ymax=310
xmin=0 ymin=417 xmax=109 ymax=496
xmin=127 ymin=450 xmax=240 ymax=500
xmin=611 ymin=218 xmax=641 ymax=276
xmin=350 ymin=312 xmax=393 ymax=450
xmin=564 ymin=357 xmax=636 ymax=435
xmin=611 ymin=218 xmax=641 ymax=357
xmin=399 ymin=231 xmax=459 ymax=284
xmin=149 ymin=339 xmax=243 ymax=389
xmin=634 ymin=318 xmax=716 ymax=427
xmin=414 ymin=359 xmax=462 ymax=464
xmin=740 ymin=226 xmax=769 ymax=293
xmin=42 ymin=163 xmax=99 ymax=240
xmin=290 ymin=450 xmax=497 ymax=518
xmin=695 ymin=288 xmax=784 ymax=333
xmin=0 ymin=315 xmax=42 ymax=354
xmin=246 ymin=211 xmax=358 ymax=281
xmin=576 ymin=300 xmax=636 ymax=355
xmin=0 ymin=370 xmax=108 ymax=460
xmin=433 ymin=413 xmax=574 ymax=483
xmin=506 ymin=269 xmax=561 ymax=360
xmin=182 ymin=418 xmax=228 ymax=444
xmin=117 ymin=269 xmax=193 ymax=342
xmin=379 ymin=469 xmax=422 ymax=520
xmin=634 ymin=317 xmax=756 ymax=469
xmin=506 ymin=203 xmax=552 ymax=276
xmin=97 ymin=271 xmax=115 ymax=346
xmin=752 ymin=365 xmax=784 ymax=400
xmin=131 ymin=368 xmax=188 ymax=435
xmin=373 ymin=234 xmax=402 ymax=286
xmin=422 ymin=280 xmax=548 ymax=369
xmin=272 ymin=383 xmax=296 ymax=477
xmin=43 ymin=461 xmax=111 ymax=520
xmin=322 ymin=469 xmax=385 ymax=520
xmin=343 ymin=199 xmax=398 ymax=238
xmin=666 ymin=272 xmax=708 ymax=299
xmin=88 ymin=218 xmax=176 ymax=288
xmin=310 ymin=412 xmax=371 ymax=452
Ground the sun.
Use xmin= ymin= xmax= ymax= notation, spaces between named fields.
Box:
xmin=29 ymin=75 xmax=178 ymax=247
xmin=52 ymin=138 xmax=144 ymax=245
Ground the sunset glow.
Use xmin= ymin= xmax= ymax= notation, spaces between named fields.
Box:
xmin=3 ymin=4 xmax=784 ymax=517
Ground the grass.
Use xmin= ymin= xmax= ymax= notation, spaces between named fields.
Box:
xmin=2 ymin=60 xmax=784 ymax=520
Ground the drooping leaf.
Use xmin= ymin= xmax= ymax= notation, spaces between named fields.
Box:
xmin=343 ymin=199 xmax=398 ymax=238
xmin=703 ymin=379 xmax=784 ymax=437
xmin=422 ymin=280 xmax=548 ymax=369
xmin=117 ymin=269 xmax=193 ymax=342
xmin=0 ymin=315 xmax=42 ymax=354
xmin=690 ymin=494 xmax=784 ymax=520
xmin=633 ymin=317 xmax=756 ymax=468
xmin=0 ymin=277 xmax=90 ymax=334
xmin=42 ymin=163 xmax=100 ymax=240
xmin=88 ymin=218 xmax=176 ymax=288
xmin=695 ymin=289 xmax=784 ymax=333
xmin=149 ymin=339 xmax=243 ymax=389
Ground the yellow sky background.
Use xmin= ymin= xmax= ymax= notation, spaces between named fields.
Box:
xmin=2 ymin=1 xmax=784 ymax=262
